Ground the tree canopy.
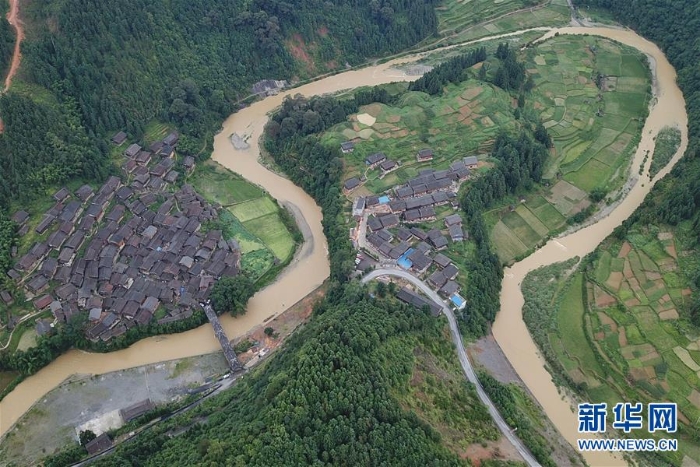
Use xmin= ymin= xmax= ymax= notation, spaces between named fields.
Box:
xmin=210 ymin=275 xmax=255 ymax=316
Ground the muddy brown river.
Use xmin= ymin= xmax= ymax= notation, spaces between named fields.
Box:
xmin=0 ymin=26 xmax=687 ymax=467
xmin=493 ymin=27 xmax=688 ymax=466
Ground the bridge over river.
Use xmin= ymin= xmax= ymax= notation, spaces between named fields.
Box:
xmin=203 ymin=304 xmax=243 ymax=373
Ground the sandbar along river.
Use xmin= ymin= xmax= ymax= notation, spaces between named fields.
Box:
xmin=0 ymin=26 xmax=687 ymax=467
xmin=493 ymin=27 xmax=688 ymax=467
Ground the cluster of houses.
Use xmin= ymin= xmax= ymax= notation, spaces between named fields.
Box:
xmin=344 ymin=150 xmax=478 ymax=197
xmin=3 ymin=132 xmax=241 ymax=342
xmin=343 ymin=147 xmax=480 ymax=311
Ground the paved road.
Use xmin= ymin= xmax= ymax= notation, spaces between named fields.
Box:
xmin=362 ymin=268 xmax=541 ymax=467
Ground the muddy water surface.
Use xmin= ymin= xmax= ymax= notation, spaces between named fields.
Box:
xmin=493 ymin=27 xmax=688 ymax=467
xmin=0 ymin=26 xmax=688 ymax=467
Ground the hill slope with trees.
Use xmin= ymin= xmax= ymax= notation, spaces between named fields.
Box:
xmin=0 ymin=0 xmax=438 ymax=211
xmin=573 ymin=0 xmax=700 ymax=320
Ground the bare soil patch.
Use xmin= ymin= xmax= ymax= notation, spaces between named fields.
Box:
xmin=688 ymin=389 xmax=700 ymax=410
xmin=362 ymin=103 xmax=383 ymax=117
xmin=659 ymin=309 xmax=679 ymax=321
xmin=618 ymin=327 xmax=628 ymax=347
xmin=597 ymin=312 xmax=617 ymax=332
xmin=618 ymin=242 xmax=632 ymax=258
xmin=467 ymin=334 xmax=521 ymax=384
xmin=463 ymin=437 xmax=522 ymax=466
xmin=285 ymin=34 xmax=316 ymax=73
xmin=605 ymin=272 xmax=624 ymax=291
xmin=595 ymin=287 xmax=617 ymax=308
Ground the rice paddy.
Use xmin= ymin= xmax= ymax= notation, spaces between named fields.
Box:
xmin=192 ymin=161 xmax=298 ymax=279
xmin=529 ymin=36 xmax=650 ymax=191
xmin=551 ymin=230 xmax=698 ymax=461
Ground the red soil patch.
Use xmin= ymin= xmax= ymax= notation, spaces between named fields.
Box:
xmin=598 ymin=311 xmax=617 ymax=332
xmin=286 ymin=34 xmax=316 ymax=74
xmin=463 ymin=438 xmax=521 ymax=465
xmin=4 ymin=0 xmax=23 ymax=91
xmin=618 ymin=327 xmax=627 ymax=347
xmin=234 ymin=285 xmax=325 ymax=365
xmin=665 ymin=245 xmax=677 ymax=259
xmin=623 ymin=260 xmax=634 ymax=278
xmin=645 ymin=271 xmax=662 ymax=281
xmin=617 ymin=241 xmax=632 ymax=258
xmin=594 ymin=332 xmax=605 ymax=341
xmin=595 ymin=291 xmax=617 ymax=308
xmin=658 ymin=309 xmax=679 ymax=321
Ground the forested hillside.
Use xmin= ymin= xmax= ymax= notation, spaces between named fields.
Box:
xmin=0 ymin=0 xmax=437 ymax=212
xmin=574 ymin=0 xmax=700 ymax=318
xmin=22 ymin=0 xmax=437 ymax=139
xmin=0 ymin=0 xmax=14 ymax=78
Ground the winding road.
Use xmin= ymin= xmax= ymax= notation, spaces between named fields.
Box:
xmin=362 ymin=269 xmax=541 ymax=467
xmin=0 ymin=17 xmax=688 ymax=467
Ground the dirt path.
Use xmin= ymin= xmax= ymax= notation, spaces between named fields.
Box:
xmin=4 ymin=0 xmax=23 ymax=92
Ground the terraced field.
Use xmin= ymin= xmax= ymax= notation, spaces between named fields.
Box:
xmin=431 ymin=0 xmax=570 ymax=47
xmin=322 ymin=80 xmax=516 ymax=193
xmin=529 ymin=36 xmax=650 ymax=190
xmin=541 ymin=230 xmax=700 ymax=463
xmin=488 ymin=35 xmax=650 ymax=262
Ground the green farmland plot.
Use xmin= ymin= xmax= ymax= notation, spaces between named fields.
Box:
xmin=528 ymin=231 xmax=700 ymax=461
xmin=230 ymin=197 xmax=278 ymax=222
xmin=243 ymin=213 xmax=296 ymax=262
xmin=191 ymin=161 xmax=264 ymax=206
xmin=529 ymin=36 xmax=649 ymax=192
xmin=191 ymin=160 xmax=298 ymax=274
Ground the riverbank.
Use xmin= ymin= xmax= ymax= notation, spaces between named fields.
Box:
xmin=493 ymin=26 xmax=689 ymax=467
xmin=0 ymin=25 xmax=687 ymax=467
xmin=0 ymin=283 xmax=325 ymax=465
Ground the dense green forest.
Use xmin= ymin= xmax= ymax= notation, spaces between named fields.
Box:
xmin=53 ymin=287 xmax=475 ymax=466
xmin=0 ymin=0 xmax=14 ymax=78
xmin=0 ymin=93 xmax=109 ymax=205
xmin=574 ymin=0 xmax=700 ymax=320
xmin=21 ymin=0 xmax=437 ymax=139
xmin=0 ymin=0 xmax=438 ymax=212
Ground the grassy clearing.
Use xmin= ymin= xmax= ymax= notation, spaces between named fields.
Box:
xmin=243 ymin=213 xmax=296 ymax=261
xmin=649 ymin=126 xmax=682 ymax=178
xmin=191 ymin=161 xmax=264 ymax=206
xmin=525 ymin=226 xmax=700 ymax=463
